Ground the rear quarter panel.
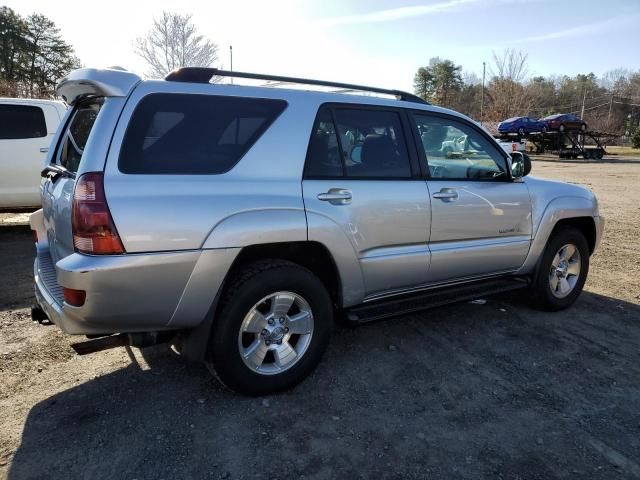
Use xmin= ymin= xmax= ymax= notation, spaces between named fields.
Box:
xmin=103 ymin=82 xmax=320 ymax=253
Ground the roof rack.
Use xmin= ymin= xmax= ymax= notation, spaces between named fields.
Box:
xmin=164 ymin=67 xmax=429 ymax=105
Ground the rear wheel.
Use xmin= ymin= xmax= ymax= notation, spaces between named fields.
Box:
xmin=529 ymin=227 xmax=589 ymax=311
xmin=207 ymin=260 xmax=333 ymax=395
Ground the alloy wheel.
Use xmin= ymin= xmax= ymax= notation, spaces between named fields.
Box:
xmin=548 ymin=243 xmax=581 ymax=298
xmin=237 ymin=291 xmax=314 ymax=375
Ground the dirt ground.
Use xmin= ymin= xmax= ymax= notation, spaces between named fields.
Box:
xmin=1 ymin=156 xmax=639 ymax=479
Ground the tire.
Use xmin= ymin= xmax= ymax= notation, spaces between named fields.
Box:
xmin=529 ymin=227 xmax=589 ymax=311
xmin=207 ymin=260 xmax=333 ymax=395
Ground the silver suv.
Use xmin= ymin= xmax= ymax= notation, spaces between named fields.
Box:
xmin=30 ymin=67 xmax=604 ymax=395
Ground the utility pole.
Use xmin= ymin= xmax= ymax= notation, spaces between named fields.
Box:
xmin=580 ymin=88 xmax=587 ymax=120
xmin=229 ymin=45 xmax=233 ymax=84
xmin=480 ymin=61 xmax=486 ymax=126
xmin=607 ymin=90 xmax=614 ymax=127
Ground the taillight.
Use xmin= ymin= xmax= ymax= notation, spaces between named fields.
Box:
xmin=72 ymin=173 xmax=124 ymax=254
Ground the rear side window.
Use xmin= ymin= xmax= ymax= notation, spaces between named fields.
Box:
xmin=0 ymin=104 xmax=47 ymax=139
xmin=305 ymin=105 xmax=412 ymax=179
xmin=119 ymin=93 xmax=287 ymax=174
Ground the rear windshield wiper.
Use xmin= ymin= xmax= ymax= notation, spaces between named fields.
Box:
xmin=41 ymin=164 xmax=76 ymax=181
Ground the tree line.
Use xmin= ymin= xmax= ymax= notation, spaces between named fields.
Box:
xmin=0 ymin=6 xmax=80 ymax=98
xmin=414 ymin=50 xmax=640 ymax=137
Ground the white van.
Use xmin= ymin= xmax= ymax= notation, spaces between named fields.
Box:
xmin=0 ymin=98 xmax=67 ymax=209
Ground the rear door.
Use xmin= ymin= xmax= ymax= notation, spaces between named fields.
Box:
xmin=42 ymin=99 xmax=103 ymax=263
xmin=0 ymin=103 xmax=49 ymax=208
xmin=410 ymin=111 xmax=532 ymax=283
xmin=303 ymin=105 xmax=431 ymax=298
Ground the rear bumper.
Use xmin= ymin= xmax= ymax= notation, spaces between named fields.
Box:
xmin=33 ymin=247 xmax=239 ymax=336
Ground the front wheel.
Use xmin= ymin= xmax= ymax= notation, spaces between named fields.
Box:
xmin=207 ymin=260 xmax=333 ymax=395
xmin=529 ymin=227 xmax=589 ymax=311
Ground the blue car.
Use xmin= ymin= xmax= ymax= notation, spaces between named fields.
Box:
xmin=497 ymin=116 xmax=547 ymax=135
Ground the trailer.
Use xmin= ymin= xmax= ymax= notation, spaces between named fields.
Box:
xmin=496 ymin=129 xmax=618 ymax=160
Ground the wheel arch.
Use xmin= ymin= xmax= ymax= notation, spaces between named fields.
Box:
xmin=178 ymin=240 xmax=344 ymax=361
xmin=516 ymin=195 xmax=598 ymax=275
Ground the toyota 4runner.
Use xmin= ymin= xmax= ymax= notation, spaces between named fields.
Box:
xmin=30 ymin=67 xmax=604 ymax=395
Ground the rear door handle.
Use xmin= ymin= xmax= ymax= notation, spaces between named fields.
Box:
xmin=432 ymin=188 xmax=458 ymax=202
xmin=317 ymin=189 xmax=352 ymax=204
xmin=40 ymin=147 xmax=49 ymax=153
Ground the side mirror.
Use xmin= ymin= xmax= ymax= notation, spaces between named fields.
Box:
xmin=510 ymin=152 xmax=532 ymax=179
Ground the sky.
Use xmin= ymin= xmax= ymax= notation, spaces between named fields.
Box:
xmin=4 ymin=0 xmax=640 ymax=91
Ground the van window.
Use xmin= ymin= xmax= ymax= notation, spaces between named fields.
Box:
xmin=0 ymin=104 xmax=47 ymax=139
xmin=119 ymin=93 xmax=287 ymax=174
xmin=58 ymin=101 xmax=103 ymax=173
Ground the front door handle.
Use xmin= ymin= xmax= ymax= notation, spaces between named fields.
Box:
xmin=317 ymin=189 xmax=352 ymax=205
xmin=40 ymin=147 xmax=49 ymax=153
xmin=432 ymin=188 xmax=458 ymax=202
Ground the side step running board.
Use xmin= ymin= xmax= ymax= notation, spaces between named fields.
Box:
xmin=345 ymin=276 xmax=529 ymax=324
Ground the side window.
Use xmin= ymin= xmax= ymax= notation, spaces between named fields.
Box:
xmin=0 ymin=104 xmax=47 ymax=139
xmin=305 ymin=107 xmax=343 ymax=177
xmin=333 ymin=108 xmax=411 ymax=178
xmin=413 ymin=114 xmax=507 ymax=180
xmin=58 ymin=101 xmax=102 ymax=173
xmin=119 ymin=93 xmax=287 ymax=174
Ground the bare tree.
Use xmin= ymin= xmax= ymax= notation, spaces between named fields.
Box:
xmin=490 ymin=49 xmax=529 ymax=83
xmin=134 ymin=11 xmax=218 ymax=78
xmin=487 ymin=49 xmax=532 ymax=120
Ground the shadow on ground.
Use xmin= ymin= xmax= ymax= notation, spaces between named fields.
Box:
xmin=0 ymin=226 xmax=33 ymax=310
xmin=8 ymin=291 xmax=640 ymax=479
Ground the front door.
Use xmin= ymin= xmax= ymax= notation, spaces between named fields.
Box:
xmin=303 ymin=105 xmax=430 ymax=298
xmin=411 ymin=112 xmax=532 ymax=283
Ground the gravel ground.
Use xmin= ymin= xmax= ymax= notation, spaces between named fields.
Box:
xmin=1 ymin=156 xmax=639 ymax=479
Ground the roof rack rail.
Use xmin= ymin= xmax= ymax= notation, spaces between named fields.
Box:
xmin=164 ymin=67 xmax=429 ymax=105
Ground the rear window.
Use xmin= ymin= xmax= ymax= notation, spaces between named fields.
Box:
xmin=119 ymin=93 xmax=287 ymax=174
xmin=0 ymin=104 xmax=47 ymax=139
xmin=58 ymin=100 xmax=103 ymax=173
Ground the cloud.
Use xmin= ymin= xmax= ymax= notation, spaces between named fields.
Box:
xmin=518 ymin=15 xmax=639 ymax=43
xmin=315 ymin=0 xmax=548 ymax=27
xmin=315 ymin=0 xmax=481 ymax=26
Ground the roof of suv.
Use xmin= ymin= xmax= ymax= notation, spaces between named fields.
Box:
xmin=55 ymin=67 xmax=470 ymax=123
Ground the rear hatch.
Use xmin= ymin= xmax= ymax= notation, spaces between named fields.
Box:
xmin=41 ymin=99 xmax=104 ymax=264
xmin=40 ymin=67 xmax=141 ymax=264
